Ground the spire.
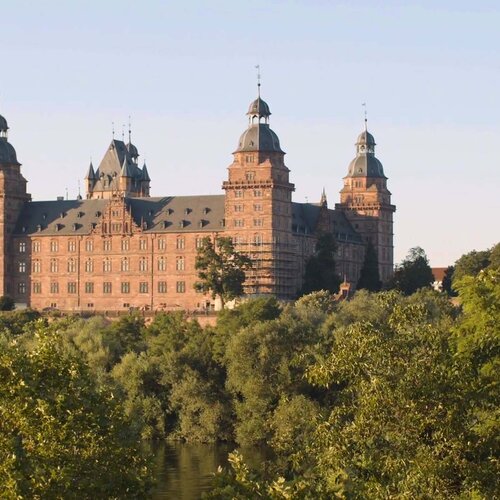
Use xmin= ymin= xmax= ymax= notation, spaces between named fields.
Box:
xmin=362 ymin=102 xmax=368 ymax=132
xmin=255 ymin=64 xmax=261 ymax=97
xmin=85 ymin=161 xmax=96 ymax=180
xmin=141 ymin=163 xmax=151 ymax=182
xmin=120 ymin=157 xmax=134 ymax=178
xmin=128 ymin=115 xmax=132 ymax=144
xmin=320 ymin=187 xmax=328 ymax=207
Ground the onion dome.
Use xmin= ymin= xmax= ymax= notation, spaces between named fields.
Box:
xmin=0 ymin=114 xmax=8 ymax=133
xmin=0 ymin=113 xmax=19 ymax=165
xmin=247 ymin=97 xmax=271 ymax=118
xmin=236 ymin=95 xmax=283 ymax=153
xmin=126 ymin=142 xmax=139 ymax=160
xmin=346 ymin=127 xmax=386 ymax=178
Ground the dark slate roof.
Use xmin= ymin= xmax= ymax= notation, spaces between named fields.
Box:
xmin=0 ymin=115 xmax=8 ymax=131
xmin=14 ymin=195 xmax=227 ymax=236
xmin=236 ymin=124 xmax=283 ymax=153
xmin=356 ymin=130 xmax=376 ymax=146
xmin=347 ymin=155 xmax=386 ymax=178
xmin=247 ymin=97 xmax=271 ymax=117
xmin=127 ymin=196 xmax=226 ymax=232
xmin=14 ymin=199 xmax=108 ymax=236
xmin=0 ymin=137 xmax=19 ymax=164
xmin=292 ymin=202 xmax=363 ymax=243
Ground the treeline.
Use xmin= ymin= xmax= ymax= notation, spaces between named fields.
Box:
xmin=0 ymin=244 xmax=498 ymax=498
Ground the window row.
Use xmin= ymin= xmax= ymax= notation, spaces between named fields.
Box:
xmin=22 ymin=236 xmax=202 ymax=254
xmin=234 ymin=189 xmax=263 ymax=198
xmin=24 ymin=256 xmax=188 ymax=273
xmin=20 ymin=281 xmax=187 ymax=295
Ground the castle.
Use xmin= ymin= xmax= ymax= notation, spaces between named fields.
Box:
xmin=0 ymin=92 xmax=395 ymax=312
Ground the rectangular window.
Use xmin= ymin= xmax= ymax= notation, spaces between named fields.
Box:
xmin=176 ymin=237 xmax=185 ymax=250
xmin=235 ymin=190 xmax=244 ymax=198
xmin=68 ymin=240 xmax=76 ymax=252
xmin=112 ymin=223 xmax=122 ymax=233
xmin=253 ymin=219 xmax=263 ymax=227
xmin=195 ymin=237 xmax=204 ymax=249
xmin=103 ymin=259 xmax=112 ymax=272
xmin=245 ymin=171 xmax=255 ymax=181
xmin=85 ymin=259 xmax=93 ymax=273
xmin=67 ymin=282 xmax=77 ymax=294
xmin=18 ymin=282 xmax=26 ymax=294
xmin=85 ymin=240 xmax=94 ymax=252
xmin=121 ymin=258 xmax=129 ymax=272
xmin=139 ymin=282 xmax=148 ymax=293
xmin=18 ymin=261 xmax=26 ymax=273
xmin=19 ymin=242 xmax=26 ymax=253
xmin=103 ymin=240 xmax=112 ymax=252
xmin=50 ymin=259 xmax=58 ymax=273
xmin=32 ymin=260 xmax=41 ymax=273
xmin=234 ymin=219 xmax=244 ymax=227
xmin=85 ymin=282 xmax=94 ymax=294
xmin=158 ymin=281 xmax=167 ymax=293
xmin=32 ymin=241 xmax=41 ymax=253
xmin=253 ymin=189 xmax=262 ymax=197
xmin=33 ymin=282 xmax=42 ymax=294
xmin=67 ymin=259 xmax=77 ymax=273
xmin=50 ymin=282 xmax=59 ymax=294
xmin=176 ymin=256 xmax=185 ymax=271
xmin=254 ymin=204 xmax=263 ymax=212
xmin=157 ymin=257 xmax=166 ymax=271
xmin=87 ymin=303 xmax=94 ymax=308
xmin=139 ymin=258 xmax=148 ymax=272
xmin=121 ymin=282 xmax=130 ymax=294
xmin=157 ymin=238 xmax=166 ymax=250
xmin=234 ymin=204 xmax=244 ymax=212
xmin=121 ymin=239 xmax=130 ymax=251
xmin=50 ymin=240 xmax=58 ymax=252
xmin=176 ymin=281 xmax=186 ymax=293
xmin=139 ymin=239 xmax=148 ymax=250
xmin=103 ymin=282 xmax=112 ymax=294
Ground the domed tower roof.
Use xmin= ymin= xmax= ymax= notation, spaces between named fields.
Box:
xmin=235 ymin=94 xmax=284 ymax=153
xmin=0 ymin=114 xmax=9 ymax=133
xmin=0 ymin=112 xmax=19 ymax=165
xmin=346 ymin=125 xmax=385 ymax=178
xmin=247 ymin=97 xmax=271 ymax=118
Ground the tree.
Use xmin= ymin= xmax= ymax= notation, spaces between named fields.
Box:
xmin=0 ymin=295 xmax=15 ymax=311
xmin=453 ymin=249 xmax=491 ymax=283
xmin=389 ymin=246 xmax=434 ymax=295
xmin=441 ymin=265 xmax=457 ymax=296
xmin=356 ymin=241 xmax=382 ymax=291
xmin=194 ymin=236 xmax=252 ymax=309
xmin=301 ymin=232 xmax=341 ymax=295
xmin=0 ymin=325 xmax=152 ymax=498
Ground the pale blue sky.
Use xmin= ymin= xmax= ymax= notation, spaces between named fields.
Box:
xmin=2 ymin=0 xmax=499 ymax=266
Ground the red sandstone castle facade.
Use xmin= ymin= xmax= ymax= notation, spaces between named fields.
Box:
xmin=0 ymin=93 xmax=395 ymax=312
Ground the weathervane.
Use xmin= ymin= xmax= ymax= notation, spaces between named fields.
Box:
xmin=128 ymin=115 xmax=132 ymax=144
xmin=362 ymin=102 xmax=368 ymax=131
xmin=255 ymin=64 xmax=261 ymax=96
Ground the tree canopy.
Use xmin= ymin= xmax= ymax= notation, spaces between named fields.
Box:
xmin=356 ymin=241 xmax=382 ymax=291
xmin=300 ymin=232 xmax=341 ymax=295
xmin=194 ymin=236 xmax=252 ymax=309
xmin=389 ymin=246 xmax=434 ymax=295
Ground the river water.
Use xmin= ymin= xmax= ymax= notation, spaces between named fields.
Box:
xmin=150 ymin=442 xmax=268 ymax=499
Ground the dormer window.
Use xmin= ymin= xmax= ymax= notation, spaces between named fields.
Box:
xmin=203 ymin=207 xmax=210 ymax=215
xmin=184 ymin=208 xmax=191 ymax=215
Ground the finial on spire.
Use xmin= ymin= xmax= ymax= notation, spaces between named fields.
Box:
xmin=255 ymin=64 xmax=261 ymax=97
xmin=320 ymin=187 xmax=328 ymax=207
xmin=362 ymin=102 xmax=368 ymax=131
xmin=128 ymin=115 xmax=132 ymax=144
xmin=121 ymin=124 xmax=125 ymax=142
xmin=112 ymin=122 xmax=115 ymax=139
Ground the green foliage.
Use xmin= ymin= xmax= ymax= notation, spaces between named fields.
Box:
xmin=453 ymin=249 xmax=491 ymax=283
xmin=194 ymin=236 xmax=252 ymax=309
xmin=0 ymin=295 xmax=15 ymax=311
xmin=0 ymin=324 xmax=151 ymax=498
xmin=389 ymin=246 xmax=434 ymax=295
xmin=356 ymin=241 xmax=382 ymax=291
xmin=441 ymin=265 xmax=457 ymax=296
xmin=300 ymin=232 xmax=341 ymax=295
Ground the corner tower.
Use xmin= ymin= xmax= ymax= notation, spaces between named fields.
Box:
xmin=223 ymin=92 xmax=296 ymax=298
xmin=336 ymin=123 xmax=395 ymax=282
xmin=0 ymin=112 xmax=31 ymax=296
